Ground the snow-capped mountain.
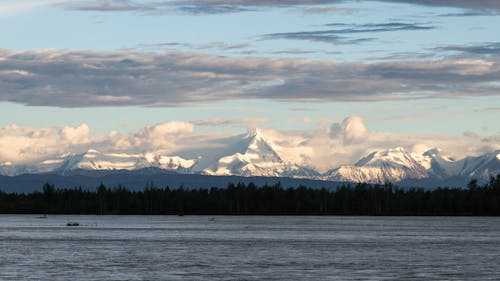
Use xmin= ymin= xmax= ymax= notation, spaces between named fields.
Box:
xmin=459 ymin=150 xmax=500 ymax=179
xmin=326 ymin=147 xmax=429 ymax=183
xmin=203 ymin=129 xmax=317 ymax=178
xmin=144 ymin=153 xmax=197 ymax=173
xmin=0 ymin=129 xmax=315 ymax=178
xmin=0 ymin=128 xmax=498 ymax=187
xmin=57 ymin=149 xmax=152 ymax=173
xmin=421 ymin=148 xmax=463 ymax=178
xmin=0 ymin=162 xmax=34 ymax=176
xmin=0 ymin=157 xmax=65 ymax=176
xmin=325 ymin=147 xmax=500 ymax=184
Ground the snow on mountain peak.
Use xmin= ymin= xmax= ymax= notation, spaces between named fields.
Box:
xmin=327 ymin=147 xmax=431 ymax=183
xmin=57 ymin=149 xmax=151 ymax=172
xmin=496 ymin=153 xmax=500 ymax=161
xmin=244 ymin=128 xmax=262 ymax=139
xmin=204 ymin=129 xmax=317 ymax=177
xmin=423 ymin=148 xmax=442 ymax=157
xmin=86 ymin=149 xmax=100 ymax=154
xmin=144 ymin=153 xmax=196 ymax=171
xmin=355 ymin=147 xmax=417 ymax=168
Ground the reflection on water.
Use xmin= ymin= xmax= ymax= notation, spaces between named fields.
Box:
xmin=0 ymin=215 xmax=499 ymax=280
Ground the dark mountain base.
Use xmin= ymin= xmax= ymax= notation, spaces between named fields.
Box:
xmin=1 ymin=176 xmax=500 ymax=216
xmin=0 ymin=170 xmax=344 ymax=194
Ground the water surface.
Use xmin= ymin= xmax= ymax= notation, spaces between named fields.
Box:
xmin=1 ymin=215 xmax=499 ymax=280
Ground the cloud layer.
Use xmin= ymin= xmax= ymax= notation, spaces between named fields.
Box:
xmin=1 ymin=117 xmax=498 ymax=171
xmin=1 ymin=49 xmax=500 ymax=107
xmin=262 ymin=23 xmax=435 ymax=44
xmin=60 ymin=0 xmax=500 ymax=14
xmin=5 ymin=0 xmax=498 ymax=17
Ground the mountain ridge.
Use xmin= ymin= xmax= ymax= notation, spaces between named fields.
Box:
xmin=1 ymin=130 xmax=499 ymax=188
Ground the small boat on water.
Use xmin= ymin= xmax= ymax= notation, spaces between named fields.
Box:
xmin=66 ymin=222 xmax=80 ymax=227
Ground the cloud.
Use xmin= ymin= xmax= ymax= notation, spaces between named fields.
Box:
xmin=303 ymin=6 xmax=340 ymax=14
xmin=483 ymin=107 xmax=500 ymax=111
xmin=0 ymin=124 xmax=94 ymax=164
xmin=463 ymin=131 xmax=480 ymax=138
xmin=0 ymin=0 xmax=62 ymax=17
xmin=1 ymin=117 xmax=498 ymax=171
xmin=128 ymin=121 xmax=195 ymax=150
xmin=262 ymin=31 xmax=370 ymax=45
xmin=261 ymin=22 xmax=435 ymax=44
xmin=60 ymin=0 xmax=143 ymax=12
xmin=56 ymin=0 xmax=500 ymax=16
xmin=329 ymin=116 xmax=368 ymax=144
xmin=1 ymin=49 xmax=500 ymax=107
xmin=439 ymin=11 xmax=498 ymax=17
xmin=481 ymin=135 xmax=500 ymax=143
xmin=59 ymin=0 xmax=256 ymax=14
xmin=196 ymin=42 xmax=252 ymax=50
xmin=378 ymin=113 xmax=464 ymax=121
xmin=440 ymin=42 xmax=500 ymax=56
xmin=289 ymin=107 xmax=314 ymax=112
xmin=381 ymin=0 xmax=500 ymax=11
xmin=60 ymin=124 xmax=91 ymax=144
xmin=193 ymin=118 xmax=268 ymax=126
xmin=260 ymin=117 xmax=494 ymax=171
xmin=175 ymin=4 xmax=253 ymax=14
xmin=302 ymin=6 xmax=358 ymax=14
xmin=60 ymin=1 xmax=500 ymax=15
xmin=0 ymin=121 xmax=201 ymax=164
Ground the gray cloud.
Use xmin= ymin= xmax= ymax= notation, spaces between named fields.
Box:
xmin=289 ymin=107 xmax=315 ymax=112
xmin=262 ymin=22 xmax=435 ymax=44
xmin=196 ymin=42 xmax=252 ymax=50
xmin=193 ymin=118 xmax=268 ymax=126
xmin=439 ymin=11 xmax=498 ymax=17
xmin=463 ymin=131 xmax=480 ymax=138
xmin=483 ymin=107 xmax=500 ymax=111
xmin=382 ymin=0 xmax=500 ymax=10
xmin=59 ymin=1 xmax=500 ymax=15
xmin=133 ymin=41 xmax=251 ymax=52
xmin=176 ymin=4 xmax=253 ymax=14
xmin=440 ymin=42 xmax=500 ymax=56
xmin=1 ymin=49 xmax=500 ymax=107
xmin=60 ymin=0 xmax=146 ymax=12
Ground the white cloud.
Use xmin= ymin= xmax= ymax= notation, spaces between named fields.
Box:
xmin=60 ymin=124 xmax=90 ymax=144
xmin=329 ymin=116 xmax=368 ymax=144
xmin=0 ymin=0 xmax=61 ymax=17
xmin=0 ymin=118 xmax=497 ymax=171
xmin=114 ymin=121 xmax=195 ymax=151
xmin=0 ymin=123 xmax=94 ymax=164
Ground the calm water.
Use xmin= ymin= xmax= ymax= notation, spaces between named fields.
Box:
xmin=0 ymin=215 xmax=499 ymax=280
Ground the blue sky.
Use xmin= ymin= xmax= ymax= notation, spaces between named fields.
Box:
xmin=1 ymin=0 xmax=500 ymax=165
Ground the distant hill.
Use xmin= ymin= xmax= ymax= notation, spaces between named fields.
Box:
xmin=0 ymin=169 xmax=345 ymax=194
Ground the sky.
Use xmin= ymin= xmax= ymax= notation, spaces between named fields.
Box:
xmin=1 ymin=0 xmax=500 ymax=169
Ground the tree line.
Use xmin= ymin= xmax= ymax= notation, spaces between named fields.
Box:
xmin=1 ymin=175 xmax=500 ymax=215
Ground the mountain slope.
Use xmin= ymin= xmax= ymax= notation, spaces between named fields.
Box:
xmin=326 ymin=147 xmax=429 ymax=183
xmin=0 ymin=128 xmax=499 ymax=188
xmin=57 ymin=149 xmax=152 ymax=173
xmin=205 ymin=129 xmax=317 ymax=178
xmin=421 ymin=148 xmax=463 ymax=178
xmin=459 ymin=150 xmax=500 ymax=180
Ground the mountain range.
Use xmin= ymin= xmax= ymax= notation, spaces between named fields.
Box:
xmin=1 ymin=129 xmax=499 ymax=188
